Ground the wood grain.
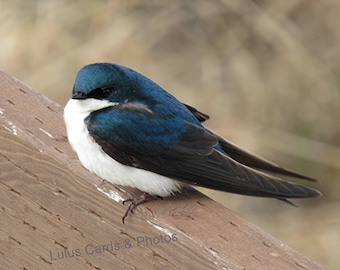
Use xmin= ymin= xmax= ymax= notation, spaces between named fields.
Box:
xmin=0 ymin=70 xmax=324 ymax=269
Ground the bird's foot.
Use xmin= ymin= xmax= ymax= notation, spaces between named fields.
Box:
xmin=122 ymin=193 xmax=161 ymax=224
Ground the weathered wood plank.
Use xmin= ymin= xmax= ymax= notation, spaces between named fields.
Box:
xmin=0 ymin=70 xmax=324 ymax=269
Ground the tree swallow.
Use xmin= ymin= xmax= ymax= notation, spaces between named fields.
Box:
xmin=64 ymin=63 xmax=321 ymax=223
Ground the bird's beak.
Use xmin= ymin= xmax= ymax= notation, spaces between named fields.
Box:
xmin=72 ymin=91 xmax=87 ymax=99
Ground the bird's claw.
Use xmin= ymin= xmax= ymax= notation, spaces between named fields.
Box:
xmin=121 ymin=193 xmax=161 ymax=224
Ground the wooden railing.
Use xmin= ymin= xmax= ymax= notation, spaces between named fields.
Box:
xmin=0 ymin=70 xmax=324 ymax=269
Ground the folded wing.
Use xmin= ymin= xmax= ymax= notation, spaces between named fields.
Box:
xmin=184 ymin=103 xmax=318 ymax=182
xmin=87 ymin=105 xmax=321 ymax=199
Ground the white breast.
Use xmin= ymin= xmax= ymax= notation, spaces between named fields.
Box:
xmin=63 ymin=99 xmax=182 ymax=197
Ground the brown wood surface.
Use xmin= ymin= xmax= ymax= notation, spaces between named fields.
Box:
xmin=0 ymin=70 xmax=324 ymax=270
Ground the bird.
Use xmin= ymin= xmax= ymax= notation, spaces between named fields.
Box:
xmin=64 ymin=62 xmax=321 ymax=223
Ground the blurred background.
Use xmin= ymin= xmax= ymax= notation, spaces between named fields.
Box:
xmin=1 ymin=1 xmax=339 ymax=268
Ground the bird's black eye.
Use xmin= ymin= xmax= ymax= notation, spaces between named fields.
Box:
xmin=88 ymin=86 xmax=113 ymax=99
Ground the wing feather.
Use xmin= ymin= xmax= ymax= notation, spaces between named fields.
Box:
xmin=185 ymin=104 xmax=318 ymax=182
xmin=87 ymin=105 xmax=321 ymax=199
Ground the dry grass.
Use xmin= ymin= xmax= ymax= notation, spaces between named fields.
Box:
xmin=1 ymin=1 xmax=339 ymax=268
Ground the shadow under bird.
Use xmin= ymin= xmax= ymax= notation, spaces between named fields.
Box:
xmin=64 ymin=63 xmax=321 ymax=223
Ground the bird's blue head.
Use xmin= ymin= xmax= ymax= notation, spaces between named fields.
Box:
xmin=72 ymin=62 xmax=204 ymax=125
xmin=72 ymin=63 xmax=174 ymax=107
xmin=73 ymin=63 xmax=134 ymax=101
